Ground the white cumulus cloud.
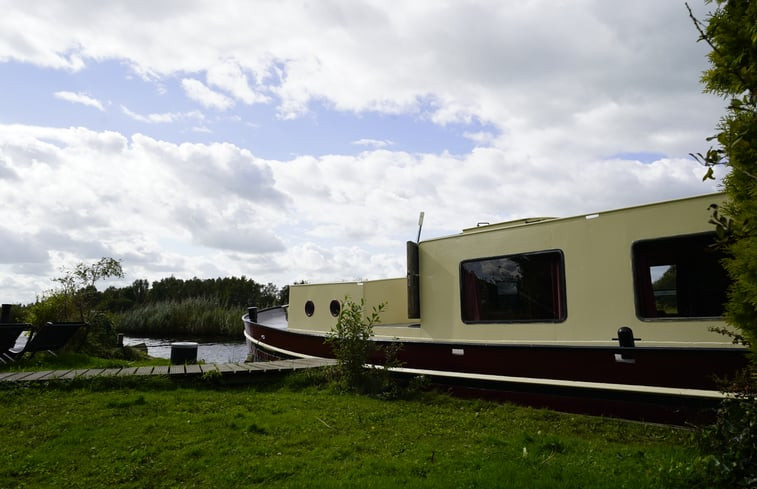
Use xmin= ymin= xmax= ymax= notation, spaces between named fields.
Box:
xmin=54 ymin=91 xmax=105 ymax=111
xmin=181 ymin=78 xmax=235 ymax=110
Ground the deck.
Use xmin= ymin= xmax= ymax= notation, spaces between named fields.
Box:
xmin=0 ymin=357 xmax=336 ymax=383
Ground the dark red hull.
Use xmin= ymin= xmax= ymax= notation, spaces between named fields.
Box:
xmin=243 ymin=310 xmax=749 ymax=423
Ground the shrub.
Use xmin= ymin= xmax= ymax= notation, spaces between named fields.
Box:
xmin=326 ymin=297 xmax=401 ymax=395
xmin=693 ymin=379 xmax=757 ymax=488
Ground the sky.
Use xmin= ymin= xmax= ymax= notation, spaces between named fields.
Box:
xmin=0 ymin=0 xmax=730 ymax=304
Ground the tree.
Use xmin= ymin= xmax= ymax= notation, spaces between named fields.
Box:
xmin=688 ymin=0 xmax=757 ymax=352
xmin=55 ymin=257 xmax=124 ymax=322
xmin=686 ymin=4 xmax=757 ymax=487
xmin=22 ymin=257 xmax=125 ymax=357
xmin=26 ymin=257 xmax=124 ymax=325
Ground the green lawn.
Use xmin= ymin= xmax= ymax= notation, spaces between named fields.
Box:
xmin=0 ymin=373 xmax=698 ymax=488
xmin=0 ymin=351 xmax=169 ymax=373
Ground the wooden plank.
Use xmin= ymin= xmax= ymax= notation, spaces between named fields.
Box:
xmin=18 ymin=370 xmax=55 ymax=381
xmin=2 ymin=371 xmax=37 ymax=382
xmin=0 ymin=357 xmax=337 ymax=384
xmin=152 ymin=366 xmax=169 ymax=375
xmin=199 ymin=364 xmax=218 ymax=374
xmin=240 ymin=362 xmax=268 ymax=371
xmin=214 ymin=363 xmax=235 ymax=373
xmin=46 ymin=370 xmax=73 ymax=380
xmin=61 ymin=369 xmax=89 ymax=379
xmin=134 ymin=366 xmax=154 ymax=376
xmin=184 ymin=364 xmax=203 ymax=375
xmin=222 ymin=363 xmax=248 ymax=373
xmin=169 ymin=364 xmax=185 ymax=375
xmin=0 ymin=371 xmax=18 ymax=381
xmin=227 ymin=362 xmax=249 ymax=372
xmin=78 ymin=368 xmax=106 ymax=378
xmin=290 ymin=360 xmax=312 ymax=370
xmin=272 ymin=359 xmax=294 ymax=369
xmin=99 ymin=368 xmax=124 ymax=377
xmin=231 ymin=362 xmax=260 ymax=372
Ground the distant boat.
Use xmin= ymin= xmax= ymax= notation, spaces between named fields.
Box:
xmin=244 ymin=193 xmax=748 ymax=423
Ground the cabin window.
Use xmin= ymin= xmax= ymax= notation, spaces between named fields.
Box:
xmin=329 ymin=300 xmax=341 ymax=317
xmin=304 ymin=300 xmax=315 ymax=317
xmin=633 ymin=232 xmax=727 ymax=319
xmin=460 ymin=250 xmax=566 ymax=323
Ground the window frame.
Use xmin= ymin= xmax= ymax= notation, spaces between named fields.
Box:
xmin=631 ymin=231 xmax=727 ymax=321
xmin=459 ymin=249 xmax=567 ymax=324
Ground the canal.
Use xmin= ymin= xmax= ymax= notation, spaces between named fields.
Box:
xmin=122 ymin=336 xmax=248 ymax=363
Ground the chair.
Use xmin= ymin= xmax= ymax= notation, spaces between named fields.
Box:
xmin=0 ymin=323 xmax=32 ymax=362
xmin=2 ymin=322 xmax=85 ymax=361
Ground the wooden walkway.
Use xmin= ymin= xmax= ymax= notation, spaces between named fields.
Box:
xmin=0 ymin=357 xmax=336 ymax=383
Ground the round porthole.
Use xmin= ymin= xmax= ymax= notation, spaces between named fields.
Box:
xmin=329 ymin=299 xmax=341 ymax=317
xmin=305 ymin=300 xmax=315 ymax=317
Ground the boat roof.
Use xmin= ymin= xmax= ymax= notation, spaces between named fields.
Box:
xmin=461 ymin=217 xmax=555 ymax=233
xmin=447 ymin=192 xmax=723 ymax=239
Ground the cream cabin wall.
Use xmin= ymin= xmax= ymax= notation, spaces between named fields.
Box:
xmin=288 ymin=282 xmax=363 ymax=333
xmin=288 ymin=278 xmax=413 ymax=334
xmin=288 ymin=194 xmax=739 ymax=349
xmin=418 ymin=193 xmax=736 ymax=348
xmin=363 ymin=278 xmax=411 ymax=325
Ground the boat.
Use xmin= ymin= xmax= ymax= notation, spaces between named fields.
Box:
xmin=243 ymin=193 xmax=749 ymax=422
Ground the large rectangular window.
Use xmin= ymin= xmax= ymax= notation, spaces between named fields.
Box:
xmin=633 ymin=232 xmax=727 ymax=319
xmin=461 ymin=250 xmax=566 ymax=323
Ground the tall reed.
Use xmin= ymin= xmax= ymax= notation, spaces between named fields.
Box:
xmin=116 ymin=297 xmax=244 ymax=338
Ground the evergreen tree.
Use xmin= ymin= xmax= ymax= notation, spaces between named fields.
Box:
xmin=689 ymin=0 xmax=757 ymax=353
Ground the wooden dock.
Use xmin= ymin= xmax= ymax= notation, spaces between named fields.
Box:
xmin=0 ymin=357 xmax=336 ymax=383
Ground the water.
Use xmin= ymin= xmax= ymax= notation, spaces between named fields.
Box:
xmin=122 ymin=336 xmax=249 ymax=363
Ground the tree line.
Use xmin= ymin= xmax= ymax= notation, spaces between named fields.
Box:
xmin=97 ymin=276 xmax=287 ymax=313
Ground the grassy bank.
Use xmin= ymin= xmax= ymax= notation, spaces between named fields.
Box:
xmin=0 ymin=374 xmax=698 ymax=488
xmin=116 ymin=297 xmax=244 ymax=338
xmin=0 ymin=351 xmax=168 ymax=373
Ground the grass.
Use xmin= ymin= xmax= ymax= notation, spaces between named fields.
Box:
xmin=0 ymin=371 xmax=700 ymax=488
xmin=0 ymin=351 xmax=169 ymax=373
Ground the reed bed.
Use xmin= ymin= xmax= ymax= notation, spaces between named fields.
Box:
xmin=116 ymin=297 xmax=244 ymax=338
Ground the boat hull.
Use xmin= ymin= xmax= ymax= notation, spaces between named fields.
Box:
xmin=243 ymin=309 xmax=748 ymax=423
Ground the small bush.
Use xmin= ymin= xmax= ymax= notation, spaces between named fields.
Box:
xmin=693 ymin=389 xmax=757 ymax=488
xmin=326 ymin=297 xmax=401 ymax=396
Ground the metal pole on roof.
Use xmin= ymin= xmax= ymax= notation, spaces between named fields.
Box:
xmin=416 ymin=211 xmax=425 ymax=243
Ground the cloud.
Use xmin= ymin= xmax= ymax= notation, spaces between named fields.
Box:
xmin=0 ymin=123 xmax=725 ymax=303
xmin=0 ymin=227 xmax=49 ymax=264
xmin=0 ymin=1 xmax=730 ymax=304
xmin=121 ymin=105 xmax=205 ymax=124
xmin=463 ymin=131 xmax=496 ymax=145
xmin=0 ymin=125 xmax=289 ymax=295
xmin=181 ymin=78 xmax=234 ymax=110
xmin=352 ymin=139 xmax=394 ymax=149
xmin=54 ymin=91 xmax=105 ymax=111
xmin=207 ymin=60 xmax=269 ymax=105
xmin=0 ymin=2 xmax=721 ymax=157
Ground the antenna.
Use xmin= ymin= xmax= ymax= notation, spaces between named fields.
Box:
xmin=416 ymin=211 xmax=425 ymax=243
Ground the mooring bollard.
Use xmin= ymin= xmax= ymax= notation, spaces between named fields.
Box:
xmin=170 ymin=342 xmax=198 ymax=364
xmin=247 ymin=306 xmax=258 ymax=323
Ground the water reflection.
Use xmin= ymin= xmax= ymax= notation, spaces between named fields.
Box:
xmin=123 ymin=336 xmax=248 ymax=363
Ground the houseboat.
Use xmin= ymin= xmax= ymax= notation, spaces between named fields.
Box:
xmin=243 ymin=193 xmax=749 ymax=422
